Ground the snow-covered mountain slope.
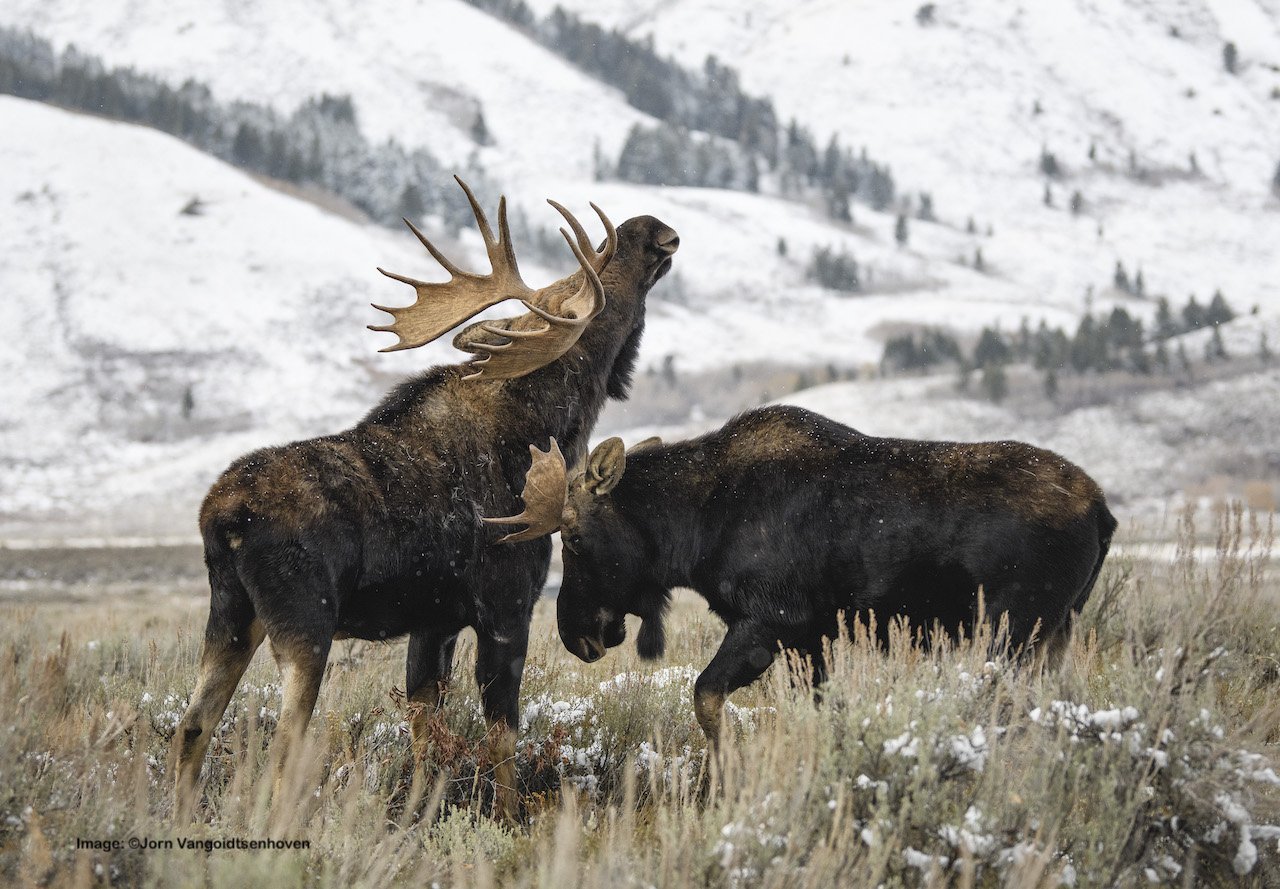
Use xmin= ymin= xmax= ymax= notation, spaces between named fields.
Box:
xmin=0 ymin=96 xmax=467 ymax=534
xmin=532 ymin=0 xmax=1280 ymax=315
xmin=0 ymin=0 xmax=648 ymax=191
xmin=2 ymin=0 xmax=1278 ymax=536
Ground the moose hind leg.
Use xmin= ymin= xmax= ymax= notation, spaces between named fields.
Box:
xmin=173 ymin=615 xmax=264 ymax=819
xmin=269 ymin=635 xmax=332 ymax=801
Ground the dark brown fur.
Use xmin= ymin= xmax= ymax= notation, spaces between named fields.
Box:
xmin=554 ymin=404 xmax=1117 ymax=752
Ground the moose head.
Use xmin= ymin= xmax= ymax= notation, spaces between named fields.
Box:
xmin=484 ymin=436 xmax=668 ymax=664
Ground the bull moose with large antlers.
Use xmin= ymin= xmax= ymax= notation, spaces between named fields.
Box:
xmin=173 ymin=177 xmax=678 ymax=819
xmin=491 ymin=404 xmax=1116 ymax=755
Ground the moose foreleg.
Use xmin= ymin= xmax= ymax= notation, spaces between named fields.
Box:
xmin=406 ymin=629 xmax=460 ymax=758
xmin=475 ymin=627 xmax=530 ymax=822
xmin=694 ymin=621 xmax=776 ymax=771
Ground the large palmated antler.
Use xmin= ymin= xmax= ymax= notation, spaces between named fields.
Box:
xmin=371 ymin=177 xmax=618 ymax=381
xmin=482 ymin=438 xmax=568 ymax=543
xmin=372 ymin=176 xmax=531 ymax=352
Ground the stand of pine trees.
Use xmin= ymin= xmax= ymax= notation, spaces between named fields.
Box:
xmin=463 ymin=0 xmax=899 ymax=224
xmin=0 ymin=28 xmax=490 ymax=232
xmin=878 ymin=292 xmax=1239 ymax=402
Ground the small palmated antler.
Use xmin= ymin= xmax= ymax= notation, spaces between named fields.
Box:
xmin=482 ymin=438 xmax=568 ymax=544
xmin=371 ymin=178 xmax=618 ymax=381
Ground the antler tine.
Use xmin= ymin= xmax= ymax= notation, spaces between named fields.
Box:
xmin=401 ymin=217 xmax=463 ymax=278
xmin=496 ymin=196 xmax=522 ymax=274
xmin=590 ymin=201 xmax=618 ymax=267
xmin=547 ymin=199 xmax=592 ymax=259
xmin=454 ymin=175 xmax=496 ymax=248
xmin=547 ymin=199 xmax=616 ymax=274
xmin=460 ymin=227 xmax=605 ymax=380
xmin=482 ymin=439 xmax=568 ymax=544
xmin=458 ymin=178 xmax=524 ymax=283
xmin=558 ymin=227 xmax=606 ymax=314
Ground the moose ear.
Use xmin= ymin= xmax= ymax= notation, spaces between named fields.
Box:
xmin=585 ymin=437 xmax=626 ymax=496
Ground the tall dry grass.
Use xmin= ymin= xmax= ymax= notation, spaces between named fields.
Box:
xmin=0 ymin=506 xmax=1277 ymax=887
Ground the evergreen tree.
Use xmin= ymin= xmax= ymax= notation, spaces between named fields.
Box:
xmin=1113 ymin=261 xmax=1131 ymax=293
xmin=894 ymin=213 xmax=909 ymax=247
xmin=966 ymin=216 xmax=977 ymax=234
xmin=1182 ymin=295 xmax=1208 ymax=330
xmin=1206 ymin=290 xmax=1235 ymax=326
xmin=1088 ymin=142 xmax=1097 ymax=162
xmin=806 ymin=244 xmax=860 ymax=292
xmin=980 ymin=363 xmax=1008 ymax=403
xmin=1070 ymin=314 xmax=1098 ymax=373
xmin=917 ymin=192 xmax=935 ymax=221
xmin=1273 ymin=159 xmax=1280 ymax=196
xmin=1043 ymin=183 xmax=1053 ymax=207
xmin=1127 ymin=340 xmax=1152 ymax=375
xmin=232 ymin=122 xmax=265 ymax=168
xmin=1206 ymin=326 xmax=1228 ymax=362
xmin=397 ymin=183 xmax=426 ymax=221
xmin=471 ymin=110 xmax=492 ymax=145
xmin=1155 ymin=297 xmax=1178 ymax=339
xmin=1016 ymin=317 xmax=1032 ymax=362
xmin=827 ymin=184 xmax=853 ymax=222
xmin=867 ymin=165 xmax=895 ymax=210
xmin=973 ymin=247 xmax=985 ymax=272
xmin=973 ymin=327 xmax=1011 ymax=368
xmin=1043 ymin=366 xmax=1058 ymax=400
xmin=1069 ymin=190 xmax=1083 ymax=214
xmin=1260 ymin=332 xmax=1272 ymax=364
xmin=1154 ymin=338 xmax=1170 ymax=373
xmin=1134 ymin=268 xmax=1145 ymax=298
xmin=1039 ymin=147 xmax=1061 ymax=178
xmin=776 ymin=236 xmax=788 ymax=257
xmin=1223 ymin=41 xmax=1238 ymax=74
xmin=1176 ymin=341 xmax=1193 ymax=377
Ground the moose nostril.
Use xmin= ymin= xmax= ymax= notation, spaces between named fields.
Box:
xmin=655 ymin=230 xmax=680 ymax=254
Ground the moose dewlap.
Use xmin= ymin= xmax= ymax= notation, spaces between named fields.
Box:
xmin=491 ymin=404 xmax=1117 ymax=751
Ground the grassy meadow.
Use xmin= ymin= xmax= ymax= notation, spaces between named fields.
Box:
xmin=1 ymin=506 xmax=1278 ymax=888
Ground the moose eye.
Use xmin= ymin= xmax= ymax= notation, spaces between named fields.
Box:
xmin=563 ymin=533 xmax=584 ymax=553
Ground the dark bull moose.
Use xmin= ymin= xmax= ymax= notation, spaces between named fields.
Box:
xmin=173 ymin=178 xmax=678 ymax=819
xmin=490 ymin=404 xmax=1117 ymax=755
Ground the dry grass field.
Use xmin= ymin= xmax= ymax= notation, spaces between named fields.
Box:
xmin=1 ymin=507 xmax=1277 ymax=888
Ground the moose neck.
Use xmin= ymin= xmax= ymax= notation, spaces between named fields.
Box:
xmin=501 ymin=282 xmax=646 ymax=460
xmin=616 ymin=447 xmax=715 ymax=591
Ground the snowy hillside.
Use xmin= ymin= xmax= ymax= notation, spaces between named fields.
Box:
xmin=0 ymin=96 xmax=457 ymax=535
xmin=1 ymin=0 xmax=1278 ymax=537
xmin=530 ymin=0 xmax=1280 ymax=315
